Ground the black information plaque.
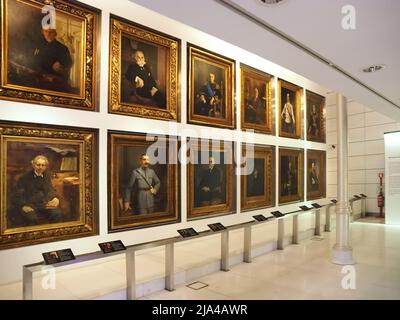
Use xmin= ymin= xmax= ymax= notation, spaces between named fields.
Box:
xmin=177 ymin=228 xmax=199 ymax=238
xmin=253 ymin=214 xmax=268 ymax=222
xmin=42 ymin=249 xmax=75 ymax=265
xmin=360 ymin=194 xmax=367 ymax=198
xmin=208 ymin=223 xmax=226 ymax=232
xmin=271 ymin=211 xmax=284 ymax=218
xmin=98 ymin=240 xmax=126 ymax=254
xmin=311 ymin=203 xmax=322 ymax=208
xmin=331 ymin=199 xmax=338 ymax=203
xmin=353 ymin=195 xmax=361 ymax=199
xmin=300 ymin=205 xmax=312 ymax=211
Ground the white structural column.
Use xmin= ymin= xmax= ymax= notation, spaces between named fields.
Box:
xmin=331 ymin=94 xmax=355 ymax=265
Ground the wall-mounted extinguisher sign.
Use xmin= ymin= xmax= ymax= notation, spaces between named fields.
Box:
xmin=377 ymin=172 xmax=385 ymax=218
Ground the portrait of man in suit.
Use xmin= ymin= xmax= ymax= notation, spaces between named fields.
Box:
xmin=5 ymin=0 xmax=85 ymax=95
xmin=246 ymin=159 xmax=265 ymax=198
xmin=309 ymin=160 xmax=320 ymax=192
xmin=281 ymin=156 xmax=298 ymax=197
xmin=308 ymin=104 xmax=320 ymax=137
xmin=306 ymin=90 xmax=326 ymax=142
xmin=279 ymin=148 xmax=304 ymax=204
xmin=306 ymin=150 xmax=325 ymax=200
xmin=125 ymin=50 xmax=166 ymax=108
xmin=11 ymin=154 xmax=62 ymax=227
xmin=196 ymin=156 xmax=224 ymax=207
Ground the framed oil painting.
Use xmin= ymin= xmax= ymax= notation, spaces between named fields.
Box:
xmin=278 ymin=79 xmax=302 ymax=139
xmin=306 ymin=90 xmax=326 ymax=143
xmin=279 ymin=148 xmax=304 ymax=204
xmin=0 ymin=0 xmax=99 ymax=110
xmin=108 ymin=131 xmax=179 ymax=231
xmin=241 ymin=144 xmax=275 ymax=211
xmin=109 ymin=16 xmax=180 ymax=121
xmin=187 ymin=140 xmax=235 ymax=219
xmin=307 ymin=149 xmax=326 ymax=200
xmin=0 ymin=121 xmax=97 ymax=250
xmin=241 ymin=65 xmax=273 ymax=134
xmin=188 ymin=44 xmax=235 ymax=129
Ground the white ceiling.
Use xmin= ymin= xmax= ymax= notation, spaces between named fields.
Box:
xmin=130 ymin=0 xmax=400 ymax=119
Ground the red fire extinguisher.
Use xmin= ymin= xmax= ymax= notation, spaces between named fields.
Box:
xmin=377 ymin=172 xmax=384 ymax=218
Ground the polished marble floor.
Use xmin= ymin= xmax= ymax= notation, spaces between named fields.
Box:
xmin=0 ymin=220 xmax=399 ymax=300
xmin=356 ymin=216 xmax=385 ymax=224
xmin=140 ymin=221 xmax=400 ymax=300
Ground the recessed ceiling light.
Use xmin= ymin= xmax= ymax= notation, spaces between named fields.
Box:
xmin=363 ymin=64 xmax=385 ymax=73
xmin=258 ymin=0 xmax=287 ymax=5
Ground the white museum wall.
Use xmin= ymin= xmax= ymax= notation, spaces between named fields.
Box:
xmin=0 ymin=0 xmax=329 ymax=286
xmin=326 ymin=95 xmax=400 ymax=215
xmin=384 ymin=132 xmax=400 ymax=225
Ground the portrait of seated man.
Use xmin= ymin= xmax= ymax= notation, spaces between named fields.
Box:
xmin=244 ymin=87 xmax=266 ymax=125
xmin=195 ymin=73 xmax=223 ymax=118
xmin=247 ymin=159 xmax=265 ymax=197
xmin=10 ymin=155 xmax=62 ymax=227
xmin=196 ymin=156 xmax=224 ymax=207
xmin=8 ymin=27 xmax=73 ymax=93
xmin=124 ymin=49 xmax=166 ymax=108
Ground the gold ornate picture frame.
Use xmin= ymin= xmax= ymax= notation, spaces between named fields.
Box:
xmin=279 ymin=147 xmax=304 ymax=204
xmin=108 ymin=131 xmax=180 ymax=231
xmin=241 ymin=144 xmax=275 ymax=211
xmin=187 ymin=140 xmax=235 ymax=219
xmin=307 ymin=149 xmax=326 ymax=200
xmin=241 ymin=65 xmax=273 ymax=134
xmin=306 ymin=90 xmax=326 ymax=143
xmin=109 ymin=16 xmax=180 ymax=121
xmin=0 ymin=121 xmax=98 ymax=250
xmin=188 ymin=44 xmax=235 ymax=129
xmin=278 ymin=79 xmax=302 ymax=139
xmin=0 ymin=0 xmax=99 ymax=110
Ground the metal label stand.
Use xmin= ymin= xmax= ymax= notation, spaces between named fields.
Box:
xmin=349 ymin=197 xmax=364 ymax=222
xmin=292 ymin=214 xmax=299 ymax=244
xmin=361 ymin=197 xmax=366 ymax=218
xmin=221 ymin=231 xmax=230 ymax=271
xmin=315 ymin=209 xmax=321 ymax=236
xmin=325 ymin=203 xmax=333 ymax=232
xmin=22 ymin=202 xmax=336 ymax=300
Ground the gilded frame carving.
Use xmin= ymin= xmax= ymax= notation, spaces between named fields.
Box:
xmin=278 ymin=79 xmax=302 ymax=139
xmin=241 ymin=65 xmax=273 ymax=134
xmin=109 ymin=16 xmax=180 ymax=121
xmin=0 ymin=0 xmax=99 ymax=110
xmin=108 ymin=131 xmax=180 ymax=231
xmin=307 ymin=149 xmax=326 ymax=200
xmin=241 ymin=144 xmax=275 ymax=211
xmin=306 ymin=90 xmax=326 ymax=143
xmin=0 ymin=121 xmax=98 ymax=250
xmin=187 ymin=140 xmax=235 ymax=219
xmin=279 ymin=147 xmax=304 ymax=204
xmin=188 ymin=44 xmax=235 ymax=129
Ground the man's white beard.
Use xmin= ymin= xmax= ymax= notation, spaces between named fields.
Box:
xmin=137 ymin=61 xmax=145 ymax=68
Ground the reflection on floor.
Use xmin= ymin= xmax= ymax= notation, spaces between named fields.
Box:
xmin=0 ymin=221 xmax=399 ymax=300
xmin=355 ymin=216 xmax=385 ymax=224
xmin=139 ymin=221 xmax=400 ymax=300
